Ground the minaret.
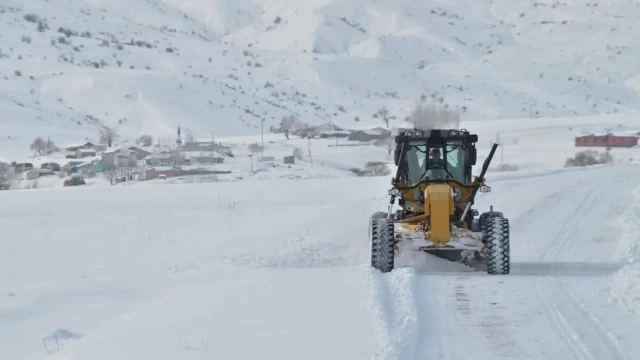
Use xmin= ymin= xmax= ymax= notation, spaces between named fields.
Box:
xmin=176 ymin=125 xmax=182 ymax=165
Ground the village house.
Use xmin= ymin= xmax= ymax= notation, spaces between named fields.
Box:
xmin=101 ymin=148 xmax=138 ymax=168
xmin=348 ymin=129 xmax=390 ymax=142
xmin=63 ymin=142 xmax=107 ymax=158
xmin=182 ymin=140 xmax=222 ymax=152
xmin=10 ymin=162 xmax=34 ymax=173
xmin=144 ymin=152 xmax=174 ymax=166
xmin=40 ymin=162 xmax=61 ymax=172
xmin=184 ymin=151 xmax=225 ymax=165
xmin=23 ymin=169 xmax=40 ymax=180
xmin=61 ymin=160 xmax=94 ymax=175
xmin=127 ymin=146 xmax=152 ymax=162
xmin=575 ymin=132 xmax=639 ymax=148
xmin=294 ymin=123 xmax=349 ymax=139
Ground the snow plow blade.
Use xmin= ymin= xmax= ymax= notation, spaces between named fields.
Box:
xmin=395 ymin=223 xmax=487 ymax=269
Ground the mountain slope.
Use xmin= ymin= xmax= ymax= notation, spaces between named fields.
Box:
xmin=2 ymin=0 xmax=640 ymax=156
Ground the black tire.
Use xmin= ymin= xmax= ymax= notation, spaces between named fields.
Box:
xmin=370 ymin=213 xmax=395 ymax=273
xmin=368 ymin=211 xmax=387 ymax=239
xmin=479 ymin=211 xmax=504 ymax=231
xmin=485 ymin=215 xmax=510 ymax=275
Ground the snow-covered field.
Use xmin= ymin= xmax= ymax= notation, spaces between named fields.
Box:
xmin=2 ymin=112 xmax=640 ymax=359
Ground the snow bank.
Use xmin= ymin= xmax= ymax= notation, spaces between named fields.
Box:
xmin=611 ymin=184 xmax=640 ymax=315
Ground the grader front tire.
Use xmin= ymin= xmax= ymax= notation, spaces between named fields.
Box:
xmin=485 ymin=215 xmax=510 ymax=275
xmin=370 ymin=214 xmax=395 ymax=273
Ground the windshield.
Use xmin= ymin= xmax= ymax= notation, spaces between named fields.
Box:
xmin=445 ymin=145 xmax=465 ymax=182
xmin=404 ymin=142 xmax=467 ymax=184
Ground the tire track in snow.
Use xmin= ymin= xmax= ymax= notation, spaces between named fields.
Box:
xmin=367 ymin=268 xmax=449 ymax=360
xmin=367 ymin=269 xmax=397 ymax=360
xmin=535 ymin=186 xmax=628 ymax=360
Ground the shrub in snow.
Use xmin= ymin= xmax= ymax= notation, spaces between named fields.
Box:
xmin=492 ymin=163 xmax=519 ymax=172
xmin=24 ymin=13 xmax=39 ymax=23
xmin=37 ymin=20 xmax=49 ymax=32
xmin=248 ymin=143 xmax=262 ymax=155
xmin=565 ymin=150 xmax=613 ymax=167
xmin=350 ymin=162 xmax=391 ymax=177
xmin=58 ymin=27 xmax=78 ymax=38
xmin=137 ymin=135 xmax=153 ymax=146
xmin=293 ymin=147 xmax=303 ymax=160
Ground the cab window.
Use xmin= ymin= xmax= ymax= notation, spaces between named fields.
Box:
xmin=445 ymin=145 xmax=465 ymax=182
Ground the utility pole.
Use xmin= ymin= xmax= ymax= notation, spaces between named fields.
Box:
xmin=176 ymin=125 xmax=182 ymax=165
xmin=496 ymin=131 xmax=503 ymax=163
xmin=308 ymin=137 xmax=313 ymax=168
xmin=335 ymin=135 xmax=338 ymax=149
xmin=526 ymin=100 xmax=537 ymax=118
xmin=261 ymin=119 xmax=264 ymax=159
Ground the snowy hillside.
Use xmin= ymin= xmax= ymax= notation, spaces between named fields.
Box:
xmin=3 ymin=0 xmax=640 ymax=156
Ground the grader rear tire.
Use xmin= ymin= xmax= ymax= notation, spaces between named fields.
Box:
xmin=485 ymin=215 xmax=510 ymax=275
xmin=370 ymin=213 xmax=395 ymax=273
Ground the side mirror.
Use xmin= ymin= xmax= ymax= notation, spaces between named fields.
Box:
xmin=479 ymin=185 xmax=491 ymax=193
xmin=394 ymin=148 xmax=400 ymax=166
xmin=468 ymin=148 xmax=477 ymax=165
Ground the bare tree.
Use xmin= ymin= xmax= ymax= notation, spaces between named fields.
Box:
xmin=137 ymin=135 xmax=153 ymax=146
xmin=97 ymin=124 xmax=119 ymax=147
xmin=247 ymin=143 xmax=263 ymax=173
xmin=45 ymin=138 xmax=57 ymax=154
xmin=0 ymin=162 xmax=13 ymax=189
xmin=278 ymin=115 xmax=300 ymax=140
xmin=30 ymin=137 xmax=46 ymax=155
xmin=376 ymin=107 xmax=394 ymax=128
xmin=409 ymin=100 xmax=461 ymax=130
xmin=248 ymin=142 xmax=262 ymax=155
xmin=102 ymin=161 xmax=118 ymax=184
xmin=186 ymin=130 xmax=194 ymax=143
xmin=374 ymin=136 xmax=394 ymax=155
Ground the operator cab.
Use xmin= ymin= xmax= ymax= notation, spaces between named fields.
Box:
xmin=395 ymin=128 xmax=478 ymax=187
xmin=405 ymin=143 xmax=468 ymax=184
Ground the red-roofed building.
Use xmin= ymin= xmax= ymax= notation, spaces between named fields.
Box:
xmin=575 ymin=133 xmax=638 ymax=148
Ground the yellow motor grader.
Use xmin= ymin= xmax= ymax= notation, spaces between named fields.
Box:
xmin=369 ymin=128 xmax=510 ymax=275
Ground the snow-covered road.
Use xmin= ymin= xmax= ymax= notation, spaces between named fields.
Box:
xmin=383 ymin=165 xmax=640 ymax=360
xmin=2 ymin=163 xmax=640 ymax=359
